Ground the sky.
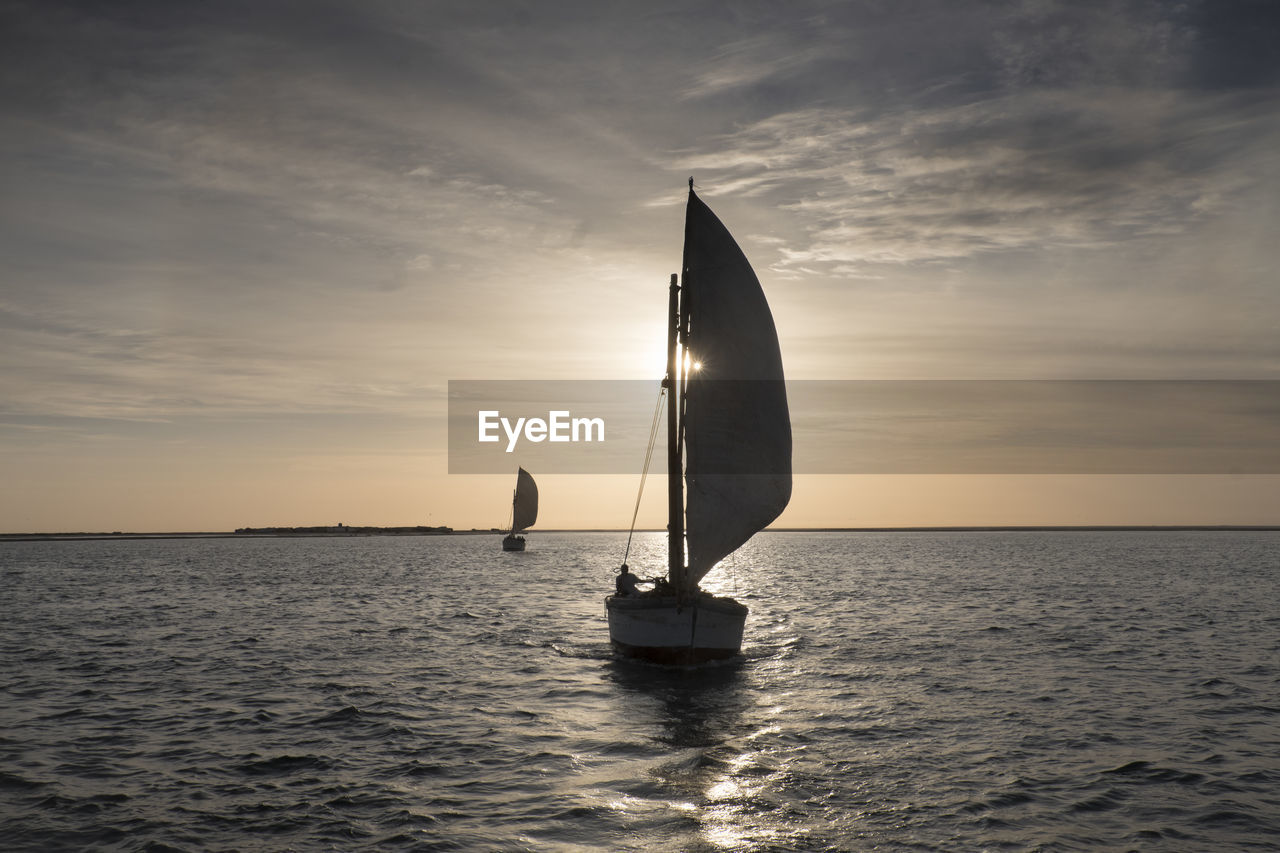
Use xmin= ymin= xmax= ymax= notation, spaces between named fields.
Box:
xmin=2 ymin=0 xmax=1279 ymax=532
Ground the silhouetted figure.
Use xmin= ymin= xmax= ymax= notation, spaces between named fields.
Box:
xmin=615 ymin=564 xmax=642 ymax=596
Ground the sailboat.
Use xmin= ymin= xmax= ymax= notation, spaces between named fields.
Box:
xmin=502 ymin=467 xmax=538 ymax=551
xmin=606 ymin=180 xmax=792 ymax=664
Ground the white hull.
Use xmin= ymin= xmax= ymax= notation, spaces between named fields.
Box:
xmin=502 ymin=534 xmax=526 ymax=551
xmin=605 ymin=594 xmax=747 ymax=664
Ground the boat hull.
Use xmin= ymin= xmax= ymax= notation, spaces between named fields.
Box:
xmin=605 ymin=594 xmax=747 ymax=664
xmin=502 ymin=534 xmax=526 ymax=551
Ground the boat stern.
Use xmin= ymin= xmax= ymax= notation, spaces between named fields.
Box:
xmin=605 ymin=594 xmax=747 ymax=664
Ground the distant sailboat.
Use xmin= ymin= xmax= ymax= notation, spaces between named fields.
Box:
xmin=606 ymin=180 xmax=792 ymax=664
xmin=502 ymin=467 xmax=538 ymax=551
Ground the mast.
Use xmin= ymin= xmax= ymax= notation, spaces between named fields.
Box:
xmin=665 ymin=273 xmax=684 ymax=588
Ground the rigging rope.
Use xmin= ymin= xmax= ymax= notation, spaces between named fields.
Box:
xmin=622 ymin=384 xmax=666 ymax=566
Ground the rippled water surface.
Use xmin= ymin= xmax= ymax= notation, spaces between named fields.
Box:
xmin=2 ymin=530 xmax=1279 ymax=851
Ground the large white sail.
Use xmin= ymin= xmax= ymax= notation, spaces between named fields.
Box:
xmin=681 ymin=190 xmax=792 ymax=588
xmin=511 ymin=467 xmax=538 ymax=533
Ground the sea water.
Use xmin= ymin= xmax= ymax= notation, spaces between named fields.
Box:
xmin=1 ymin=530 xmax=1277 ymax=851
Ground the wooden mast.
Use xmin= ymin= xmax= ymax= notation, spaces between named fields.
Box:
xmin=665 ymin=272 xmax=683 ymax=588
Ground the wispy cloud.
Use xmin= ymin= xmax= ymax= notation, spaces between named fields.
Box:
xmin=680 ymin=32 xmax=836 ymax=100
xmin=673 ymin=89 xmax=1277 ymax=272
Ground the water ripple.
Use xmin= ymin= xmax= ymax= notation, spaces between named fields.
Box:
xmin=1 ymin=531 xmax=1278 ymax=850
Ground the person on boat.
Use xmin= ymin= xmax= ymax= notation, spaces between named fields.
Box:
xmin=615 ymin=563 xmax=645 ymax=596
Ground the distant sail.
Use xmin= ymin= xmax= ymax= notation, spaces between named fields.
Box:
xmin=511 ymin=467 xmax=539 ymax=533
xmin=681 ymin=190 xmax=792 ymax=588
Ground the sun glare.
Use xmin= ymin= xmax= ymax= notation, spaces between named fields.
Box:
xmin=637 ymin=342 xmax=701 ymax=378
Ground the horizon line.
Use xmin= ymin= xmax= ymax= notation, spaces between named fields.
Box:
xmin=3 ymin=524 xmax=1278 ymax=542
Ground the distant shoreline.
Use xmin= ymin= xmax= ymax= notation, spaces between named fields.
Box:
xmin=1 ymin=525 xmax=1277 ymax=542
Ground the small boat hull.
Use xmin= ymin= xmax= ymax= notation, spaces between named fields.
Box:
xmin=605 ymin=594 xmax=747 ymax=664
xmin=502 ymin=534 xmax=526 ymax=551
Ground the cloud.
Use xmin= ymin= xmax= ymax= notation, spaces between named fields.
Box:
xmin=680 ymin=32 xmax=836 ymax=100
xmin=672 ymin=87 xmax=1276 ymax=272
xmin=4 ymin=0 xmax=1280 ymax=421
